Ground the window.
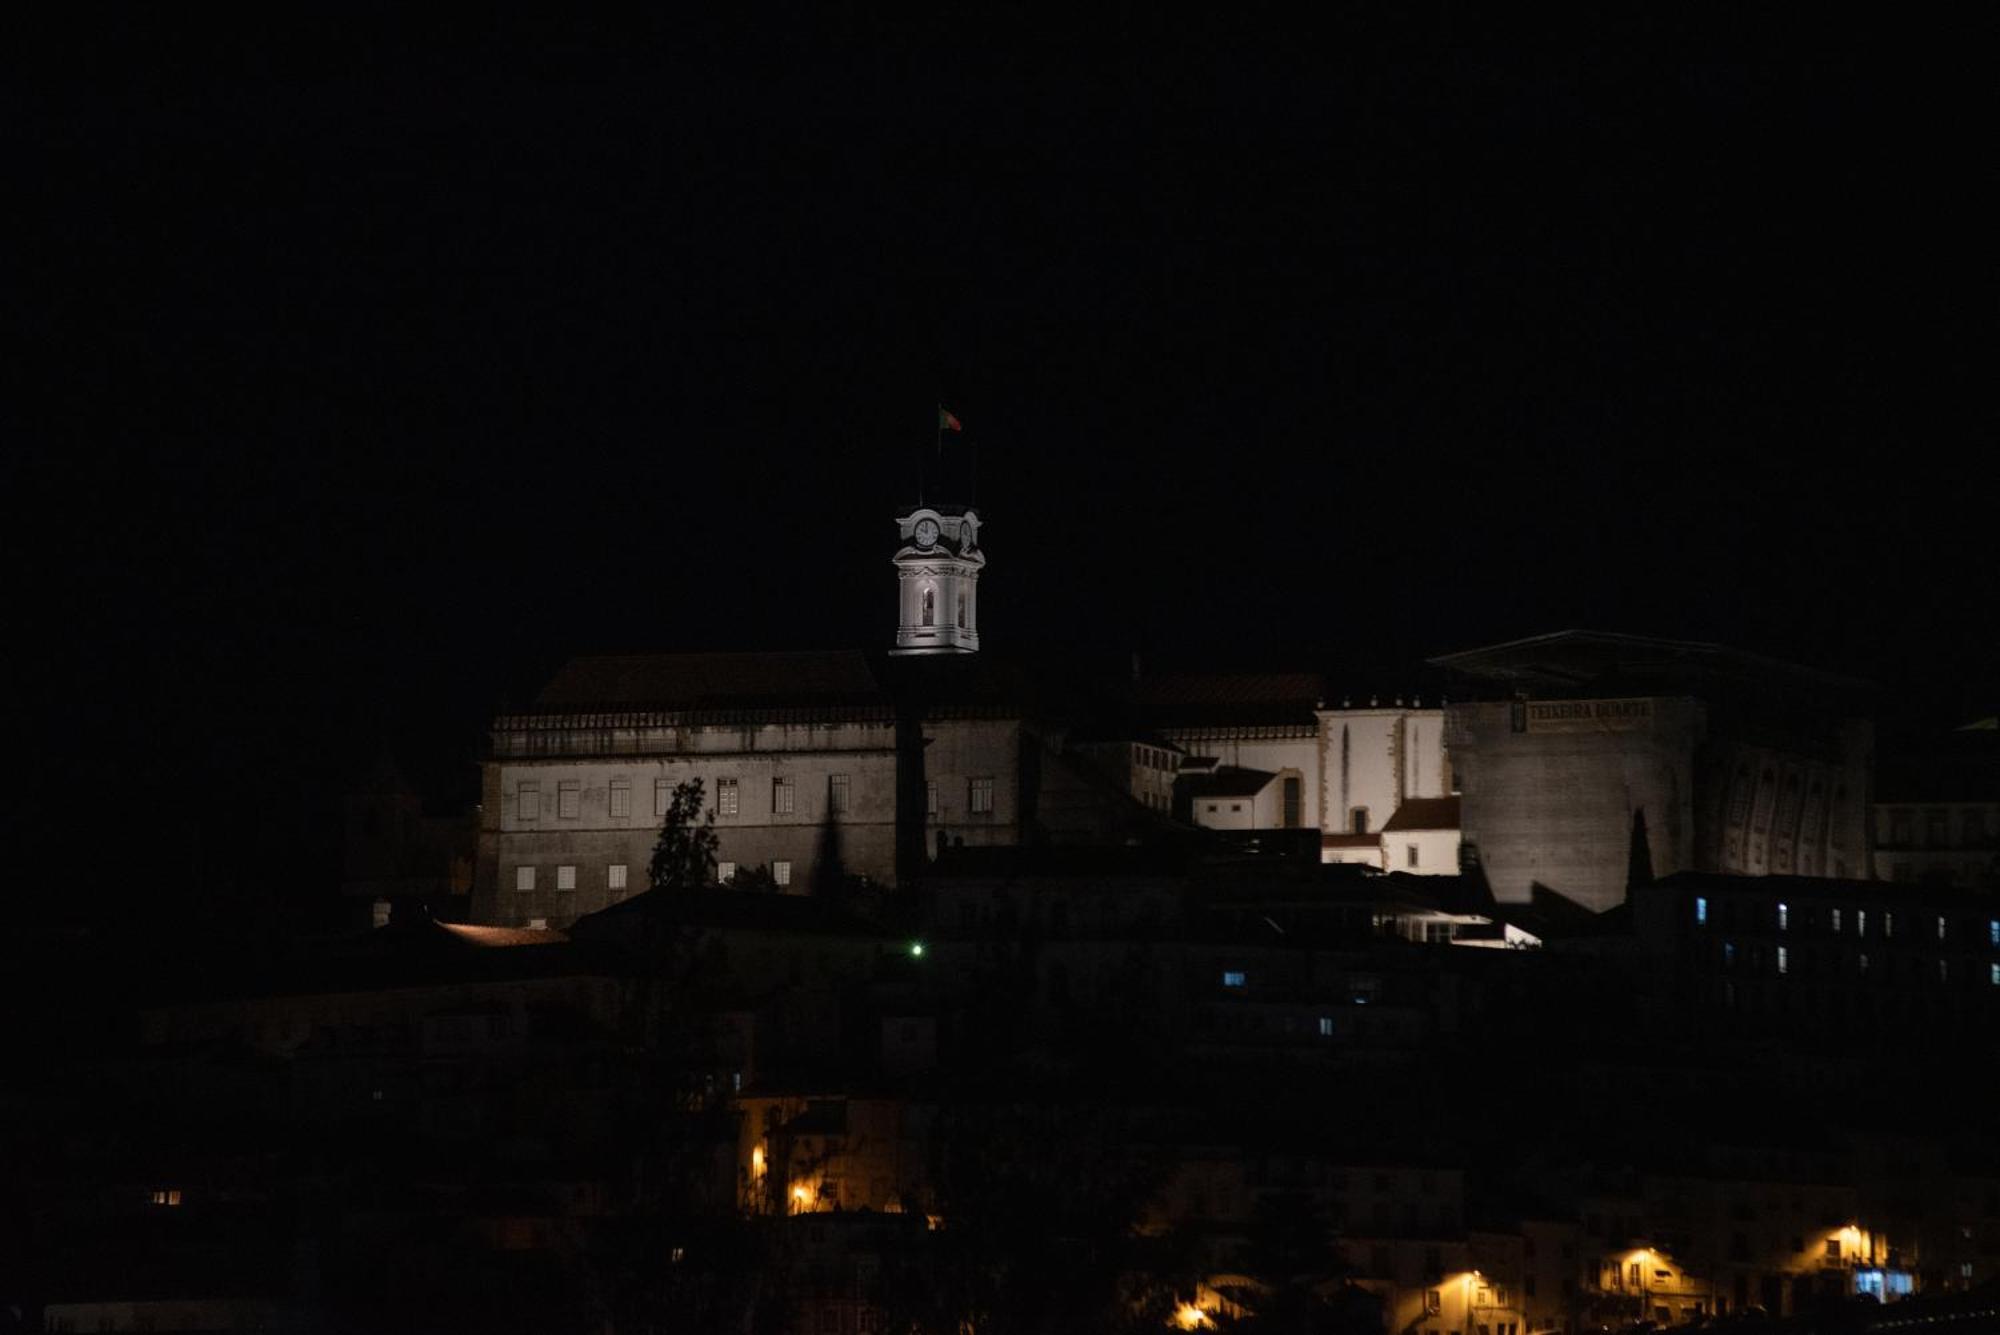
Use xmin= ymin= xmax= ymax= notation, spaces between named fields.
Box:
xmin=718 ymin=861 xmax=736 ymax=884
xmin=926 ymin=780 xmax=939 ymax=817
xmin=1884 ymin=911 xmax=1895 ymax=938
xmin=1723 ymin=942 xmax=1736 ymax=967
xmin=772 ymin=777 xmax=795 ymax=814
xmin=1222 ymin=970 xmax=1246 ymax=988
xmin=1858 ymin=952 xmax=1870 ymax=974
xmin=150 ymin=1188 xmax=182 ymax=1206
xmin=1695 ymin=896 xmax=1708 ymax=926
xmin=1630 ymin=1262 xmax=1642 ymax=1286
xmin=518 ymin=783 xmax=540 ymax=821
xmin=1425 ymin=1291 xmax=1442 ymax=1315
xmin=1282 ymin=775 xmax=1303 ymax=828
xmin=515 ymin=866 xmax=535 ymax=891
xmin=1351 ymin=807 xmax=1369 ymax=834
xmin=607 ymin=864 xmax=627 ymax=891
xmin=970 ymin=776 xmax=995 ymax=815
xmin=557 ymin=781 xmax=580 ymax=818
xmin=1991 ymin=962 xmax=1999 ymax=987
xmin=773 ymin=860 xmax=792 ymax=887
xmin=1777 ymin=902 xmax=1789 ymax=931
xmin=1937 ymin=915 xmax=1948 ymax=941
xmin=655 ymin=778 xmax=671 ymax=816
xmin=1825 ymin=1238 xmax=1841 ymax=1259
xmin=1408 ymin=844 xmax=1420 ymax=868
xmin=1776 ymin=945 xmax=1788 ymax=975
xmin=1857 ymin=909 xmax=1867 ymax=936
xmin=921 ymin=586 xmax=935 ymax=626
xmin=1991 ymin=918 xmax=1999 ymax=947
xmin=828 ymin=773 xmax=850 ymax=815
xmin=528 ymin=916 xmax=548 ymax=930
xmin=1831 ymin=907 xmax=1842 ymax=932
xmin=556 ymin=864 xmax=576 ymax=891
xmin=1318 ymin=1015 xmax=1335 ymax=1037
xmin=1938 ymin=958 xmax=1949 ymax=983
xmin=1230 ymin=802 xmax=1243 ymax=813
xmin=956 ymin=592 xmax=966 ymax=628
xmin=717 ymin=777 xmax=740 ymax=816
xmin=609 ymin=778 xmax=630 ymax=818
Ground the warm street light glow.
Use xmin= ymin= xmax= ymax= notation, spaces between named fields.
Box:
xmin=791 ymin=1184 xmax=811 ymax=1203
xmin=1171 ymin=1302 xmax=1210 ymax=1329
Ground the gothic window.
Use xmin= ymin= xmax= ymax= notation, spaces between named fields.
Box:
xmin=922 ymin=587 xmax=935 ymax=626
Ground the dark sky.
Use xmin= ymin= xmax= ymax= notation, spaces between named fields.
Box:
xmin=16 ymin=14 xmax=1995 ymax=911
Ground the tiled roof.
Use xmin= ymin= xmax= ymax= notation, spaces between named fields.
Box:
xmin=1382 ymin=796 xmax=1462 ymax=831
xmin=534 ymin=650 xmax=889 ymax=711
xmin=1179 ymin=766 xmax=1278 ymax=799
xmin=1320 ymin=833 xmax=1381 ymax=849
xmin=1138 ymin=672 xmax=1325 ymax=726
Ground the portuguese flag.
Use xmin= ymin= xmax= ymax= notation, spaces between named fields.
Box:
xmin=938 ymin=405 xmax=963 ymax=432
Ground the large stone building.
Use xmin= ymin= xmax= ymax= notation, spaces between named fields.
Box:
xmin=473 ymin=503 xmax=1173 ymax=927
xmin=1433 ymin=631 xmax=1875 ymax=913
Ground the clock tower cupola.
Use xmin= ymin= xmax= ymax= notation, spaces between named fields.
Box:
xmin=891 ymin=507 xmax=984 ymax=654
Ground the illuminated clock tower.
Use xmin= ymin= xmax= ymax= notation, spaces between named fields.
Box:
xmin=890 ymin=507 xmax=984 ymax=654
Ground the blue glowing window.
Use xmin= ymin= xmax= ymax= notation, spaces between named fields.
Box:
xmin=1222 ymin=970 xmax=1246 ymax=988
xmin=1695 ymin=897 xmax=1708 ymax=925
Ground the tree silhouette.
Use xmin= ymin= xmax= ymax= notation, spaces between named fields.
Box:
xmin=648 ymin=778 xmax=719 ymax=892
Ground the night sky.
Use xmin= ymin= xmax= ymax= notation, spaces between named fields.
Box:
xmin=18 ymin=14 xmax=1995 ymax=917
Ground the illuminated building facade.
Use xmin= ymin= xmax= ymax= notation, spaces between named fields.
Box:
xmin=1434 ymin=632 xmax=1875 ymax=913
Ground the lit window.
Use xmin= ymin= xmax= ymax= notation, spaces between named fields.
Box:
xmin=515 ymin=866 xmax=535 ymax=892
xmin=1318 ymin=1015 xmax=1335 ymax=1037
xmin=717 ymin=861 xmax=736 ymax=884
xmin=1938 ymin=958 xmax=1949 ymax=983
xmin=1990 ymin=962 xmax=1999 ymax=986
xmin=717 ymin=778 xmax=740 ymax=816
xmin=829 ymin=774 xmax=849 ymax=815
xmin=556 ymin=864 xmax=576 ymax=891
xmin=655 ymin=778 xmax=670 ymax=816
xmin=608 ymin=864 xmax=627 ymax=891
xmin=926 ymin=780 xmax=939 ymax=817
xmin=150 ymin=1188 xmax=182 ymax=1206
xmin=1723 ymin=942 xmax=1736 ymax=967
xmin=1695 ymin=897 xmax=1708 ymax=926
xmin=1858 ymin=952 xmax=1870 ymax=974
xmin=1884 ymin=912 xmax=1895 ymax=938
xmin=609 ymin=779 xmax=630 ymax=819
xmin=1937 ymin=916 xmax=1947 ymax=941
xmin=1777 ymin=902 xmax=1789 ymax=931
xmin=773 ymin=860 xmax=792 ymax=887
xmin=1857 ymin=910 xmax=1867 ymax=936
xmin=1222 ymin=970 xmax=1246 ymax=988
xmin=1831 ymin=907 xmax=1842 ymax=932
xmin=1991 ymin=919 xmax=1999 ymax=947
xmin=518 ymin=783 xmax=540 ymax=821
xmin=970 ymin=776 xmax=995 ymax=815
xmin=1776 ymin=946 xmax=1788 ymax=975
xmin=528 ymin=916 xmax=548 ymax=930
xmin=772 ymin=777 xmax=795 ymax=815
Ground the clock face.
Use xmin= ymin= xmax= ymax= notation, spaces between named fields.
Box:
xmin=914 ymin=518 xmax=940 ymax=546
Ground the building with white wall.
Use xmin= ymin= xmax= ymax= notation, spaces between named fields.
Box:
xmin=1433 ymin=632 xmax=1875 ymax=913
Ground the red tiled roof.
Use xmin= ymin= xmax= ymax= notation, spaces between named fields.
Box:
xmin=1382 ymin=796 xmax=1462 ymax=831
